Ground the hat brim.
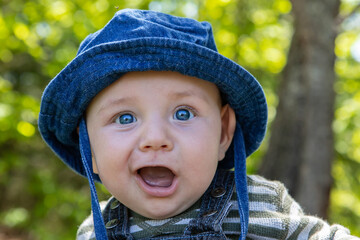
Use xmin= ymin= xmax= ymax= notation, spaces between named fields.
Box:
xmin=39 ymin=37 xmax=267 ymax=178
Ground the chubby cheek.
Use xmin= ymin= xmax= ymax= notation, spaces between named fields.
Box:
xmin=91 ymin=129 xmax=133 ymax=178
xmin=190 ymin=119 xmax=222 ymax=156
xmin=181 ymin=121 xmax=222 ymax=181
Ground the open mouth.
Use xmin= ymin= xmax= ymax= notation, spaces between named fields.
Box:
xmin=138 ymin=167 xmax=175 ymax=188
xmin=136 ymin=166 xmax=178 ymax=197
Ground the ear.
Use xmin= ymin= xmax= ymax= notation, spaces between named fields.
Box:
xmin=218 ymin=104 xmax=236 ymax=161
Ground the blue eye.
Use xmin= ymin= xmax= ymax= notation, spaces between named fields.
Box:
xmin=174 ymin=108 xmax=195 ymax=121
xmin=116 ymin=113 xmax=136 ymax=125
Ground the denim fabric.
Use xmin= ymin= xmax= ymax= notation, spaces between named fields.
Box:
xmin=233 ymin=123 xmax=249 ymax=240
xmin=79 ymin=119 xmax=107 ymax=239
xmin=103 ymin=169 xmax=235 ymax=240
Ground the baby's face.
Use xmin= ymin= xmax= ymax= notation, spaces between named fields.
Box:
xmin=86 ymin=71 xmax=235 ymax=219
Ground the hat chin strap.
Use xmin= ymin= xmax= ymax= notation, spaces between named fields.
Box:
xmin=79 ymin=118 xmax=108 ymax=240
xmin=79 ymin=118 xmax=248 ymax=240
xmin=234 ymin=123 xmax=249 ymax=240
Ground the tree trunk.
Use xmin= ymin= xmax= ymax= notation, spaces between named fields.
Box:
xmin=259 ymin=0 xmax=340 ymax=218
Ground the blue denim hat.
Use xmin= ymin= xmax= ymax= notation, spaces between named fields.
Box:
xmin=39 ymin=9 xmax=267 ymax=240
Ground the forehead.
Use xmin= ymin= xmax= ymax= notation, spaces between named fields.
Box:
xmin=88 ymin=71 xmax=222 ymax=110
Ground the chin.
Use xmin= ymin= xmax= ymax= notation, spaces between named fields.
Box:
xmin=141 ymin=208 xmax=178 ymax=220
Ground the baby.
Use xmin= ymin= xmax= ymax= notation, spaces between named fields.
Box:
xmin=38 ymin=9 xmax=359 ymax=240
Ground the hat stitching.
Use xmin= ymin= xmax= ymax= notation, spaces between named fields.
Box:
xmin=42 ymin=56 xmax=264 ymax=127
xmin=52 ymin=38 xmax=246 ymax=80
xmin=42 ymin=40 xmax=263 ymax=117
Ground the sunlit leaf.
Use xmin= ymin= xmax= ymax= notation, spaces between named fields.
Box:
xmin=273 ymin=0 xmax=292 ymax=14
xmin=2 ymin=208 xmax=29 ymax=227
xmin=16 ymin=121 xmax=36 ymax=137
xmin=335 ymin=31 xmax=358 ymax=58
xmin=13 ymin=23 xmax=30 ymax=40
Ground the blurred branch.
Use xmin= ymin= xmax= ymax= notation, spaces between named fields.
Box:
xmin=336 ymin=3 xmax=360 ymax=26
xmin=336 ymin=151 xmax=360 ymax=168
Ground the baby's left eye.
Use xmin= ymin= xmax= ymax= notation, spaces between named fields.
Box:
xmin=174 ymin=108 xmax=195 ymax=121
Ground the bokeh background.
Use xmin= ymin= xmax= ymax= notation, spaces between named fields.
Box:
xmin=0 ymin=0 xmax=359 ymax=239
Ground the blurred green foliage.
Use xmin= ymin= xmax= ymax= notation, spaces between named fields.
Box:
xmin=0 ymin=0 xmax=359 ymax=239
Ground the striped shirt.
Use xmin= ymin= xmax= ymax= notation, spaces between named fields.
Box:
xmin=76 ymin=175 xmax=358 ymax=239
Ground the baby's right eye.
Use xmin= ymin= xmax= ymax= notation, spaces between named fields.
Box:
xmin=115 ymin=113 xmax=136 ymax=125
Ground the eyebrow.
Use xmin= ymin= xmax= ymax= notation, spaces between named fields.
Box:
xmin=169 ymin=90 xmax=212 ymax=104
xmin=171 ymin=89 xmax=222 ymax=108
xmin=97 ymin=97 xmax=136 ymax=114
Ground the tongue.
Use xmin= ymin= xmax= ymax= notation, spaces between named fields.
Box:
xmin=139 ymin=167 xmax=174 ymax=187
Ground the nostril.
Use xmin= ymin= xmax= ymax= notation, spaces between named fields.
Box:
xmin=142 ymin=145 xmax=167 ymax=150
xmin=139 ymin=137 xmax=173 ymax=151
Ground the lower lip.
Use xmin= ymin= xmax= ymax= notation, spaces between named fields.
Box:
xmin=135 ymin=174 xmax=178 ymax=198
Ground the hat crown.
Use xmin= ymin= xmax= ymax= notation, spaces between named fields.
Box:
xmin=78 ymin=9 xmax=217 ymax=55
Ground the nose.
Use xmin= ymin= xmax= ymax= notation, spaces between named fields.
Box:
xmin=138 ymin=117 xmax=173 ymax=152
